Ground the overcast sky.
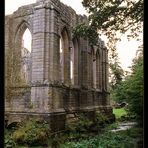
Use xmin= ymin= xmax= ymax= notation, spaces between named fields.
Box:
xmin=5 ymin=0 xmax=87 ymax=15
xmin=5 ymin=0 xmax=142 ymax=71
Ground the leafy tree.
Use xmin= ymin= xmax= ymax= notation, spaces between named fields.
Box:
xmin=73 ymin=0 xmax=143 ymax=50
xmin=109 ymin=51 xmax=124 ymax=89
xmin=112 ymin=47 xmax=143 ymax=122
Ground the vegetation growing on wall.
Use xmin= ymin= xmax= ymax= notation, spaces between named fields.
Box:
xmin=5 ymin=44 xmax=30 ymax=103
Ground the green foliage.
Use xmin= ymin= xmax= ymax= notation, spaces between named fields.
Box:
xmin=66 ymin=113 xmax=93 ymax=134
xmin=109 ymin=51 xmax=124 ymax=90
xmin=66 ymin=112 xmax=109 ymax=133
xmin=82 ymin=0 xmax=143 ymax=31
xmin=64 ymin=112 xmax=111 ymax=142
xmin=77 ymin=114 xmax=94 ymax=131
xmin=5 ymin=115 xmax=143 ymax=148
xmin=105 ymin=122 xmax=119 ymax=131
xmin=12 ymin=119 xmax=50 ymax=146
xmin=5 ymin=129 xmax=16 ymax=148
xmin=73 ymin=23 xmax=98 ymax=46
xmin=5 ymin=113 xmax=110 ymax=147
xmin=112 ymin=49 xmax=143 ymax=123
xmin=73 ymin=0 xmax=143 ymax=51
xmin=94 ymin=112 xmax=109 ymax=126
xmin=61 ymin=126 xmax=142 ymax=148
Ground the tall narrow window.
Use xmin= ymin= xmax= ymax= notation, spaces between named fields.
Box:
xmin=70 ymin=43 xmax=74 ymax=85
xmin=21 ymin=28 xmax=32 ymax=84
xmin=96 ymin=52 xmax=100 ymax=89
xmin=23 ymin=28 xmax=31 ymax=52
xmin=93 ymin=56 xmax=96 ymax=88
xmin=71 ymin=38 xmax=79 ymax=85
xmin=60 ymin=28 xmax=70 ymax=84
xmin=60 ymin=37 xmax=64 ymax=82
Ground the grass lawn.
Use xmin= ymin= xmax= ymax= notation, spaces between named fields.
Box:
xmin=113 ymin=108 xmax=127 ymax=119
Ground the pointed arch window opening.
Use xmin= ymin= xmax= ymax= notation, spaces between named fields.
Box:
xmin=96 ymin=51 xmax=101 ymax=89
xmin=70 ymin=42 xmax=74 ymax=85
xmin=60 ymin=37 xmax=63 ymax=54
xmin=59 ymin=28 xmax=71 ymax=84
xmin=60 ymin=37 xmax=64 ymax=82
xmin=22 ymin=28 xmax=32 ymax=53
xmin=92 ymin=53 xmax=97 ymax=89
xmin=21 ymin=28 xmax=32 ymax=84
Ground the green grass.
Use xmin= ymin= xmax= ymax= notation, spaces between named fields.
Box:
xmin=113 ymin=108 xmax=127 ymax=119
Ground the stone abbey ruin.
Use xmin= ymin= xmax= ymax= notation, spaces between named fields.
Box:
xmin=5 ymin=0 xmax=114 ymax=130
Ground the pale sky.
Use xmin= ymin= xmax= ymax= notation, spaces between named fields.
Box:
xmin=5 ymin=0 xmax=143 ymax=72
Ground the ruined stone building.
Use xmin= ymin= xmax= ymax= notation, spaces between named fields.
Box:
xmin=5 ymin=0 xmax=114 ymax=130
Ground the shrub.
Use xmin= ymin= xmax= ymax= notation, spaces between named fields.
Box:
xmin=5 ymin=134 xmax=16 ymax=148
xmin=95 ymin=112 xmax=109 ymax=125
xmin=12 ymin=119 xmax=50 ymax=146
xmin=61 ymin=128 xmax=138 ymax=148
xmin=65 ymin=113 xmax=93 ymax=133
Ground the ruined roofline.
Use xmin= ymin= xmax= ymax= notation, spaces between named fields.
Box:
xmin=7 ymin=0 xmax=87 ymax=21
xmin=36 ymin=0 xmax=86 ymax=15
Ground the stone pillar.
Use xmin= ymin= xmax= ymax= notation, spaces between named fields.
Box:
xmin=80 ymin=39 xmax=89 ymax=87
xmin=78 ymin=40 xmax=81 ymax=86
xmin=92 ymin=53 xmax=96 ymax=88
xmin=105 ymin=48 xmax=109 ymax=91
xmin=96 ymin=53 xmax=99 ymax=89
xmin=5 ymin=16 xmax=14 ymax=111
xmin=73 ymin=39 xmax=79 ymax=86
xmin=60 ymin=28 xmax=70 ymax=85
xmin=31 ymin=6 xmax=46 ymax=82
xmin=31 ymin=5 xmax=49 ymax=112
xmin=63 ymin=41 xmax=70 ymax=85
xmin=102 ymin=46 xmax=108 ymax=92
xmin=5 ymin=16 xmax=13 ymax=86
xmin=99 ymin=48 xmax=103 ymax=91
xmin=88 ymin=50 xmax=93 ymax=88
xmin=48 ymin=6 xmax=60 ymax=82
xmin=102 ymin=46 xmax=106 ymax=91
xmin=105 ymin=48 xmax=110 ymax=105
xmin=5 ymin=16 xmax=11 ymax=56
xmin=100 ymin=40 xmax=110 ymax=105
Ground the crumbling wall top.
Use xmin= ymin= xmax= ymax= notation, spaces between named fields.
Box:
xmin=7 ymin=0 xmax=88 ymax=28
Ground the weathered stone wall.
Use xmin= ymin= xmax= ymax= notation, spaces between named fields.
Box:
xmin=5 ymin=0 xmax=114 ymax=130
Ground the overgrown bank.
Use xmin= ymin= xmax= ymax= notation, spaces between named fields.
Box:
xmin=5 ymin=109 xmax=143 ymax=148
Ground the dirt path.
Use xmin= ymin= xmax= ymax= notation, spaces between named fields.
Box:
xmin=111 ymin=121 xmax=137 ymax=132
